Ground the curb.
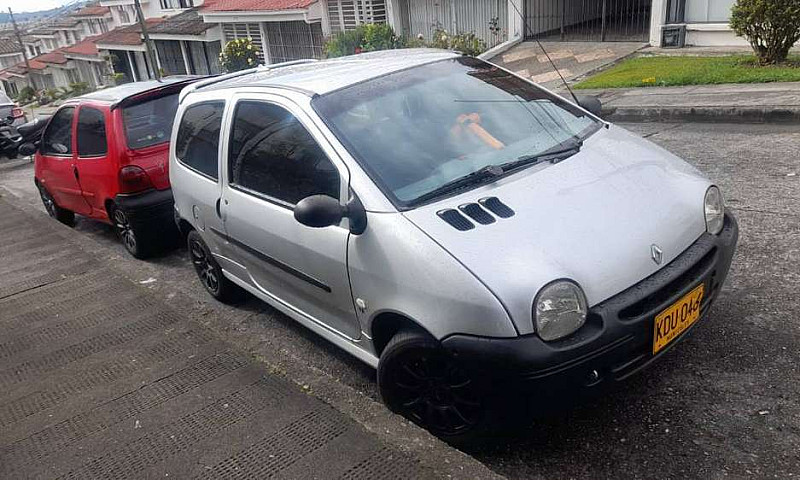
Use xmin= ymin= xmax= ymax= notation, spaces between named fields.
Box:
xmin=603 ymin=106 xmax=800 ymax=124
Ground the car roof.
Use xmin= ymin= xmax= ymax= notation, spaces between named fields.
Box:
xmin=78 ymin=76 xmax=201 ymax=107
xmin=196 ymin=49 xmax=461 ymax=97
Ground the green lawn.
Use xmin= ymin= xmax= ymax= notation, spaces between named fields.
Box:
xmin=574 ymin=55 xmax=800 ymax=89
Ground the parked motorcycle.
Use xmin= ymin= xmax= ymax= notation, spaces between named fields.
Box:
xmin=0 ymin=115 xmax=50 ymax=159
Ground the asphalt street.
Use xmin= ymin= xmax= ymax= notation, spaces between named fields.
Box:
xmin=1 ymin=122 xmax=798 ymax=480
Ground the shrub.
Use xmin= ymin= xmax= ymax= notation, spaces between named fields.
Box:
xmin=16 ymin=86 xmax=36 ymax=104
xmin=361 ymin=23 xmax=402 ymax=52
xmin=324 ymin=28 xmax=364 ymax=57
xmin=324 ymin=24 xmax=404 ymax=58
xmin=430 ymin=29 xmax=487 ymax=56
xmin=730 ymin=0 xmax=800 ymax=65
xmin=219 ymin=38 xmax=261 ymax=72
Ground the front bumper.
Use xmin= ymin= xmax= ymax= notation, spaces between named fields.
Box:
xmin=114 ymin=188 xmax=175 ymax=230
xmin=442 ymin=212 xmax=739 ymax=391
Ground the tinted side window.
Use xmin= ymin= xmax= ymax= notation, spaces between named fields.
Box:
xmin=175 ymin=101 xmax=224 ymax=180
xmin=228 ymin=101 xmax=339 ymax=205
xmin=77 ymin=107 xmax=107 ymax=157
xmin=41 ymin=107 xmax=75 ymax=156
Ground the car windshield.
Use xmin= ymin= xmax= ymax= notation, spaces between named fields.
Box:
xmin=312 ymin=57 xmax=602 ymax=207
xmin=123 ymin=92 xmax=179 ymax=150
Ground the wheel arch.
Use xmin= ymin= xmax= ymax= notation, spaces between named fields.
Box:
xmin=370 ymin=311 xmax=433 ymax=357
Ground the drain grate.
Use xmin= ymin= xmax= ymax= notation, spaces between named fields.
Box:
xmin=2 ymin=353 xmax=246 ymax=468
xmin=338 ymin=447 xmax=422 ymax=480
xmin=59 ymin=379 xmax=286 ymax=480
xmin=0 ymin=295 xmax=155 ymax=360
xmin=0 ymin=310 xmax=182 ymax=387
xmin=0 ymin=328 xmax=213 ymax=428
xmin=200 ymin=408 xmax=349 ymax=479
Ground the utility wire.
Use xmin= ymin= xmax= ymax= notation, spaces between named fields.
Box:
xmin=506 ymin=0 xmax=580 ymax=104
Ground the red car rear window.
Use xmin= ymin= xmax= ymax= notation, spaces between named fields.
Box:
xmin=122 ymin=93 xmax=179 ymax=150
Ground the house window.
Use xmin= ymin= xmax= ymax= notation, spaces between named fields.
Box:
xmin=327 ymin=0 xmax=387 ymax=33
xmin=684 ymin=0 xmax=735 ymax=23
xmin=160 ymin=0 xmax=194 ymax=9
xmin=222 ymin=23 xmax=265 ymax=63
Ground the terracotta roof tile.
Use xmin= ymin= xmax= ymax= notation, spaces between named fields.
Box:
xmin=61 ymin=36 xmax=102 ymax=56
xmin=149 ymin=9 xmax=213 ymax=35
xmin=0 ymin=39 xmax=22 ymax=56
xmin=94 ymin=19 xmax=164 ymax=46
xmin=71 ymin=4 xmax=111 ymax=17
xmin=201 ymin=0 xmax=315 ymax=13
xmin=34 ymin=50 xmax=68 ymax=65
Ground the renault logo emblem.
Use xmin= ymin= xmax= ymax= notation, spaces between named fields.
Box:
xmin=651 ymin=244 xmax=664 ymax=265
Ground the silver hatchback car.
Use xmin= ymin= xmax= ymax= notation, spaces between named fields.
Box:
xmin=171 ymin=49 xmax=738 ymax=441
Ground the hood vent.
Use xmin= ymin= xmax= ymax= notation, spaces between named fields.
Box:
xmin=438 ymin=198 xmax=515 ymax=231
xmin=437 ymin=209 xmax=475 ymax=231
xmin=479 ymin=197 xmax=515 ymax=218
xmin=459 ymin=203 xmax=496 ymax=225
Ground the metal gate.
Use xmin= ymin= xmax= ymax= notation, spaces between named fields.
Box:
xmin=524 ymin=0 xmax=651 ymax=42
xmin=396 ymin=0 xmax=508 ymax=49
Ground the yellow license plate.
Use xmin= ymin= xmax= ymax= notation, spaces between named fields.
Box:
xmin=652 ymin=283 xmax=705 ymax=354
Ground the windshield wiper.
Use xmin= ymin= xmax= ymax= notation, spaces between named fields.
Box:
xmin=407 ymin=164 xmax=505 ymax=207
xmin=498 ymin=138 xmax=583 ymax=174
xmin=406 ymin=139 xmax=583 ymax=207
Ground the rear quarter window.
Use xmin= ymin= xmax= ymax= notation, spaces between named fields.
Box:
xmin=123 ymin=93 xmax=179 ymax=150
xmin=175 ymin=101 xmax=225 ymax=180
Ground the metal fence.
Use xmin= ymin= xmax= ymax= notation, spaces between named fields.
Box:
xmin=398 ymin=0 xmax=508 ymax=49
xmin=524 ymin=0 xmax=651 ymax=42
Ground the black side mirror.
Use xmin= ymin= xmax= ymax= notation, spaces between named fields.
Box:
xmin=18 ymin=142 xmax=37 ymax=156
xmin=294 ymin=194 xmax=367 ymax=235
xmin=576 ymin=95 xmax=603 ymax=117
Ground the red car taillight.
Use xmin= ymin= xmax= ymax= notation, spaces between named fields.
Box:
xmin=119 ymin=165 xmax=154 ymax=194
xmin=11 ymin=107 xmax=24 ymax=118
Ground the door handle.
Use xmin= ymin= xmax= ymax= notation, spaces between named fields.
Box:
xmin=215 ymin=198 xmax=222 ymax=218
xmin=72 ymin=166 xmax=79 ymax=180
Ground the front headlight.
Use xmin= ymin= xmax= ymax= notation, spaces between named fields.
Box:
xmin=704 ymin=186 xmax=724 ymax=235
xmin=534 ymin=280 xmax=588 ymax=342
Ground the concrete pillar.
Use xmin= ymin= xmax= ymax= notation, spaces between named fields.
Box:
xmin=180 ymin=40 xmax=191 ymax=74
xmin=127 ymin=50 xmax=139 ymax=81
xmin=650 ymin=0 xmax=667 ymax=47
xmin=508 ymin=0 xmax=525 ymax=41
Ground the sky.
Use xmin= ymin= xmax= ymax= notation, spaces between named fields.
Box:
xmin=0 ymin=0 xmax=73 ymax=15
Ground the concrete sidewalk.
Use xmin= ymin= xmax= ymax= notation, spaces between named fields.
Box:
xmin=0 ymin=197 xmax=500 ymax=479
xmin=580 ymin=82 xmax=800 ymax=124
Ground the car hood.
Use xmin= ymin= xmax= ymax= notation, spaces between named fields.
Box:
xmin=402 ymin=125 xmax=712 ymax=335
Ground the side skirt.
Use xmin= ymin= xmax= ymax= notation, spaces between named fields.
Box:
xmin=221 ymin=268 xmax=380 ymax=369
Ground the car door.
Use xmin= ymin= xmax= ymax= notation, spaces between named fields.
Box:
xmin=220 ymin=95 xmax=360 ymax=340
xmin=172 ymin=99 xmax=228 ymax=259
xmin=74 ymin=105 xmax=112 ymax=218
xmin=38 ymin=106 xmax=91 ymax=215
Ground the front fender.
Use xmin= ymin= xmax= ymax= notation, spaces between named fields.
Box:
xmin=348 ymin=212 xmax=518 ymax=345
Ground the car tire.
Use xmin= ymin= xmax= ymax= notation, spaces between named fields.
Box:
xmin=377 ymin=329 xmax=491 ymax=445
xmin=187 ymin=230 xmax=243 ymax=303
xmin=38 ymin=184 xmax=74 ymax=226
xmin=110 ymin=205 xmax=152 ymax=259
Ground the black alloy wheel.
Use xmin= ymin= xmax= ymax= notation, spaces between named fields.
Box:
xmin=112 ymin=208 xmax=139 ymax=256
xmin=186 ymin=230 xmax=242 ymax=303
xmin=189 ymin=233 xmax=220 ymax=296
xmin=378 ymin=330 xmax=486 ymax=442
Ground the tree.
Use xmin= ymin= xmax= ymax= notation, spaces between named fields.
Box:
xmin=730 ymin=0 xmax=800 ymax=65
xmin=219 ymin=38 xmax=261 ymax=72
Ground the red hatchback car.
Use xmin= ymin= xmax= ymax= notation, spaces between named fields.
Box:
xmin=31 ymin=78 xmax=200 ymax=258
